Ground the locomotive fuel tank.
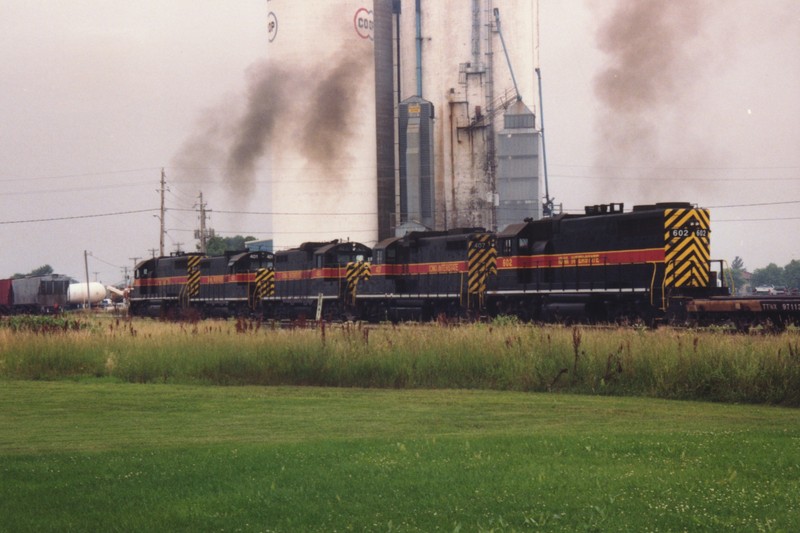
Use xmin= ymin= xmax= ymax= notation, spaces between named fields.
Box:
xmin=67 ymin=282 xmax=107 ymax=305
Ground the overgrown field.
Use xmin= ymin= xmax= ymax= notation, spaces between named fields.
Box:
xmin=2 ymin=381 xmax=799 ymax=532
xmin=1 ymin=315 xmax=799 ymax=405
xmin=2 ymin=317 xmax=799 ymax=530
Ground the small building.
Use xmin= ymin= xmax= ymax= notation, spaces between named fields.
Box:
xmin=246 ymin=239 xmax=273 ymax=253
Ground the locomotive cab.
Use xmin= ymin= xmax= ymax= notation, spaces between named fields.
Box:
xmin=272 ymin=240 xmax=371 ymax=319
xmin=226 ymin=251 xmax=275 ymax=314
xmin=313 ymin=241 xmax=371 ymax=281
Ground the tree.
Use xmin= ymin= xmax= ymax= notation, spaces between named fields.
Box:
xmin=12 ymin=264 xmax=54 ymax=279
xmin=784 ymin=260 xmax=800 ymax=290
xmin=750 ymin=263 xmax=784 ymax=288
xmin=203 ymin=235 xmax=257 ymax=256
xmin=726 ymin=256 xmax=746 ymax=295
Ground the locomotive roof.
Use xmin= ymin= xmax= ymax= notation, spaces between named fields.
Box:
xmin=227 ymin=250 xmax=274 ymax=267
xmin=499 ymin=202 xmax=701 ymax=239
xmin=377 ymin=228 xmax=487 ymax=249
xmin=314 ymin=241 xmax=371 ymax=255
xmin=294 ymin=241 xmax=337 ymax=253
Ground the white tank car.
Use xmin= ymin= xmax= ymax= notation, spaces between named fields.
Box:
xmin=67 ymin=282 xmax=107 ymax=305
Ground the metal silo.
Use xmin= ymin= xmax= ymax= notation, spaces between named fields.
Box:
xmin=374 ymin=0 xmax=397 ymax=241
xmin=496 ymin=99 xmax=540 ymax=229
xmin=265 ymin=1 xmax=393 ymax=249
xmin=398 ymin=96 xmax=435 ymax=232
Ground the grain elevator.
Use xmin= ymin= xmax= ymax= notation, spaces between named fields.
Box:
xmin=264 ymin=0 xmax=541 ymax=248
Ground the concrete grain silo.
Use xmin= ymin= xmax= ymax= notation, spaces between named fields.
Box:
xmin=264 ymin=0 xmax=394 ymax=249
xmin=262 ymin=1 xmax=540 ymax=246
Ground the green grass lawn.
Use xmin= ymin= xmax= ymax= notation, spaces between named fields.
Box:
xmin=1 ymin=381 xmax=798 ymax=532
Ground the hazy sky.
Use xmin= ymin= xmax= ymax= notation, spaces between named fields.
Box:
xmin=1 ymin=1 xmax=798 ymax=285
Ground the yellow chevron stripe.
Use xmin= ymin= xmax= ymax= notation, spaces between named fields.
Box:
xmin=663 ymin=208 xmax=712 ymax=288
xmin=468 ymin=236 xmax=497 ymax=296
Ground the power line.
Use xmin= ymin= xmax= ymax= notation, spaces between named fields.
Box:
xmin=549 ymin=163 xmax=800 ymax=171
xmin=715 ymin=217 xmax=800 ymax=222
xmin=0 ymin=167 xmax=162 ymax=183
xmin=0 ymin=209 xmax=158 ymax=225
xmin=550 ymin=173 xmax=799 ymax=182
xmin=707 ymin=200 xmax=800 ymax=208
xmin=86 ymin=253 xmax=122 ymax=269
xmin=169 ymin=208 xmax=377 ymax=216
xmin=0 ymin=181 xmax=153 ymax=196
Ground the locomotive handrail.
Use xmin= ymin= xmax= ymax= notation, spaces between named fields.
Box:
xmin=719 ymin=259 xmax=735 ymax=293
xmin=648 ymin=261 xmax=665 ymax=310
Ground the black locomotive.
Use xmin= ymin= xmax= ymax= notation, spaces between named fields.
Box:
xmin=128 ymin=202 xmax=800 ymax=327
xmin=130 ymin=250 xmax=274 ymax=318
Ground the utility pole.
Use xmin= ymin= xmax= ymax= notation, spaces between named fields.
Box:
xmin=84 ymin=250 xmax=91 ymax=309
xmin=194 ymin=191 xmax=213 ymax=253
xmin=157 ymin=168 xmax=168 ymax=257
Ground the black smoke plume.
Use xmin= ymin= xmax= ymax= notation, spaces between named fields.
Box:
xmin=172 ymin=43 xmax=370 ymax=198
xmin=592 ymin=0 xmax=710 ymax=190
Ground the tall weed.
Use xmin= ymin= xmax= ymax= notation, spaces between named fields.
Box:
xmin=1 ymin=317 xmax=798 ymax=405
